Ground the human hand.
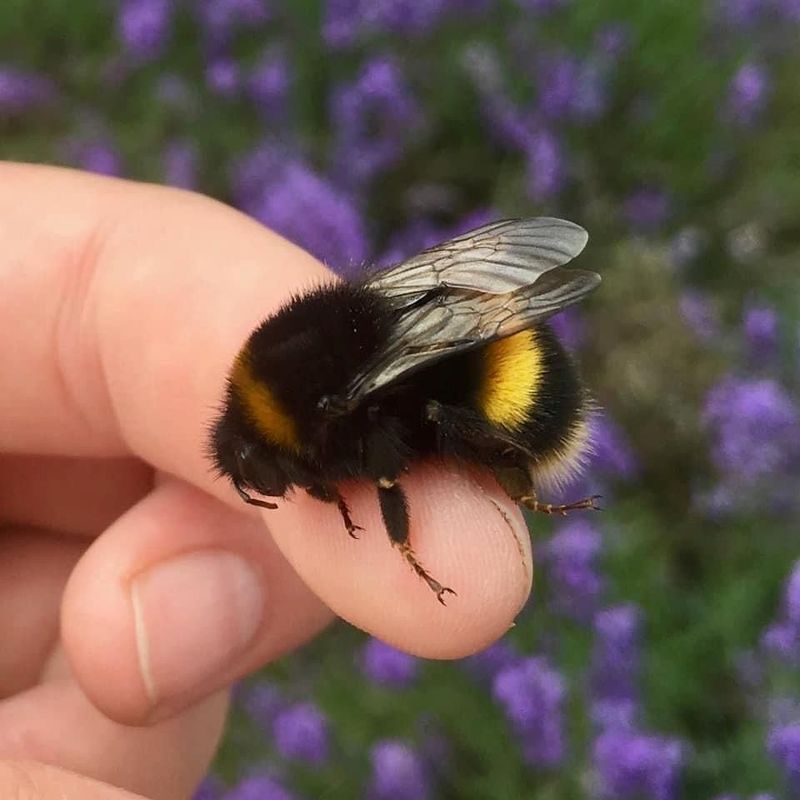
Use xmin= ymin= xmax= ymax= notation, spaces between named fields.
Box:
xmin=0 ymin=163 xmax=532 ymax=798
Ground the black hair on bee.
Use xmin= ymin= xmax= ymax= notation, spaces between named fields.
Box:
xmin=209 ymin=218 xmax=600 ymax=603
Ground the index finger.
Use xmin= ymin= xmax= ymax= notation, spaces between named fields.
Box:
xmin=0 ymin=162 xmax=532 ymax=656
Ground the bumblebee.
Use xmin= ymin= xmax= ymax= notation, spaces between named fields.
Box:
xmin=209 ymin=218 xmax=600 ymax=603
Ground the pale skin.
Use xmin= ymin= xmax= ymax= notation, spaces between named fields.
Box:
xmin=0 ymin=163 xmax=533 ymax=799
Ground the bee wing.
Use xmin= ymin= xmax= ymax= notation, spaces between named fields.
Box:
xmin=365 ymin=217 xmax=589 ymax=305
xmin=345 ymin=267 xmax=600 ymax=403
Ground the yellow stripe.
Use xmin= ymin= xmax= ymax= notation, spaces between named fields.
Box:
xmin=477 ymin=329 xmax=542 ymax=429
xmin=231 ymin=351 xmax=301 ymax=452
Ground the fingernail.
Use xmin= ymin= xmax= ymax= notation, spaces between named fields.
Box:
xmin=130 ymin=550 xmax=264 ymax=707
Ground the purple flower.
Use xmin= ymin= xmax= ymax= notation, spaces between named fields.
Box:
xmin=768 ymin=722 xmax=800 ymax=788
xmin=222 ymin=775 xmax=295 ymax=800
xmin=623 ymin=187 xmax=671 ymax=232
xmin=234 ymin=153 xmax=368 ymax=272
xmin=591 ymin=605 xmax=641 ymax=727
xmin=761 ymin=622 xmax=799 ymax=662
xmin=197 ymin=0 xmax=271 ymax=43
xmin=206 ymin=58 xmax=241 ymax=97
xmin=593 ymin=727 xmax=684 ymax=800
xmin=331 ymin=57 xmax=422 ymax=187
xmin=360 ymin=638 xmax=419 ymax=688
xmin=716 ymin=0 xmax=768 ymax=27
xmin=537 ymin=51 xmax=580 ymax=120
xmin=543 ymin=520 xmax=604 ymax=622
xmin=362 ymin=0 xmax=447 ymax=36
xmin=549 ymin=308 xmax=586 ymax=351
xmin=492 ymin=657 xmax=566 ymax=767
xmin=75 ymin=142 xmax=124 ymax=177
xmin=525 ymin=128 xmax=566 ymax=201
xmin=588 ymin=414 xmax=638 ymax=480
xmin=117 ymin=0 xmax=173 ymax=61
xmin=680 ymin=291 xmax=720 ymax=341
xmin=727 ymin=63 xmax=769 ymax=126
xmin=462 ymin=639 xmax=521 ymax=681
xmin=0 ymin=66 xmax=56 ymax=116
xmin=322 ymin=0 xmax=362 ymax=47
xmin=743 ymin=304 xmax=779 ymax=362
xmin=192 ymin=774 xmax=224 ymax=800
xmin=241 ymin=681 xmax=284 ymax=734
xmin=271 ymin=702 xmax=329 ymax=766
xmin=704 ymin=376 xmax=800 ymax=485
xmin=162 ymin=140 xmax=198 ymax=189
xmin=248 ymin=48 xmax=291 ymax=121
xmin=367 ymin=739 xmax=430 ymax=800
xmin=761 ymin=562 xmax=800 ymax=662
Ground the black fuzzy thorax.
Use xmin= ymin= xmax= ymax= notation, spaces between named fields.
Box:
xmin=245 ymin=281 xmax=394 ymax=439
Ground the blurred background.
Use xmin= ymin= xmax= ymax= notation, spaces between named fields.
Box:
xmin=2 ymin=0 xmax=799 ymax=797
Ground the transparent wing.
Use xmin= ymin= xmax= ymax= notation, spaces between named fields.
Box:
xmin=345 ymin=267 xmax=600 ymax=403
xmin=365 ymin=217 xmax=589 ymax=306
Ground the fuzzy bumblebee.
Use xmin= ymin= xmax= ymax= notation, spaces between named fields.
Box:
xmin=209 ymin=218 xmax=600 ymax=603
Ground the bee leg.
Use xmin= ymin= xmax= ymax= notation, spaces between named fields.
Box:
xmin=377 ymin=479 xmax=457 ymax=605
xmin=233 ymin=479 xmax=278 ymax=510
xmin=493 ymin=466 xmax=601 ymax=516
xmin=521 ymin=495 xmax=602 ymax=515
xmin=306 ymin=484 xmax=363 ymax=538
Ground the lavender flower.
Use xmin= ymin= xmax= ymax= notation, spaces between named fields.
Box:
xmin=588 ymin=414 xmax=638 ymax=480
xmin=192 ymin=774 xmax=224 ymax=800
xmin=623 ymin=187 xmax=672 ymax=233
xmin=74 ymin=142 xmax=125 ymax=176
xmin=525 ymin=128 xmax=566 ymax=201
xmin=196 ymin=0 xmax=271 ymax=45
xmin=715 ymin=0 xmax=768 ymax=28
xmin=549 ymin=308 xmax=586 ymax=351
xmin=233 ymin=151 xmax=368 ymax=272
xmin=593 ymin=727 xmax=684 ymax=800
xmin=743 ymin=304 xmax=779 ymax=362
xmin=206 ymin=58 xmax=241 ymax=98
xmin=322 ymin=0 xmax=362 ymax=47
xmin=727 ymin=63 xmax=770 ymax=126
xmin=0 ymin=66 xmax=56 ymax=116
xmin=591 ymin=605 xmax=641 ymax=729
xmin=704 ymin=376 xmax=800 ymax=485
xmin=360 ymin=638 xmax=419 ymax=687
xmin=162 ymin=140 xmax=198 ymax=189
xmin=241 ymin=681 xmax=284 ymax=734
xmin=222 ymin=775 xmax=295 ymax=800
xmin=768 ymin=722 xmax=800 ymax=789
xmin=367 ymin=739 xmax=431 ymax=800
xmin=117 ymin=0 xmax=173 ymax=61
xmin=331 ymin=57 xmax=422 ymax=187
xmin=543 ymin=519 xmax=604 ymax=622
xmin=272 ymin=702 xmax=329 ymax=766
xmin=493 ymin=657 xmax=566 ymax=767
xmin=761 ymin=561 xmax=800 ymax=662
xmin=362 ymin=0 xmax=447 ymax=36
xmin=248 ymin=48 xmax=291 ymax=122
xmin=537 ymin=51 xmax=580 ymax=120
